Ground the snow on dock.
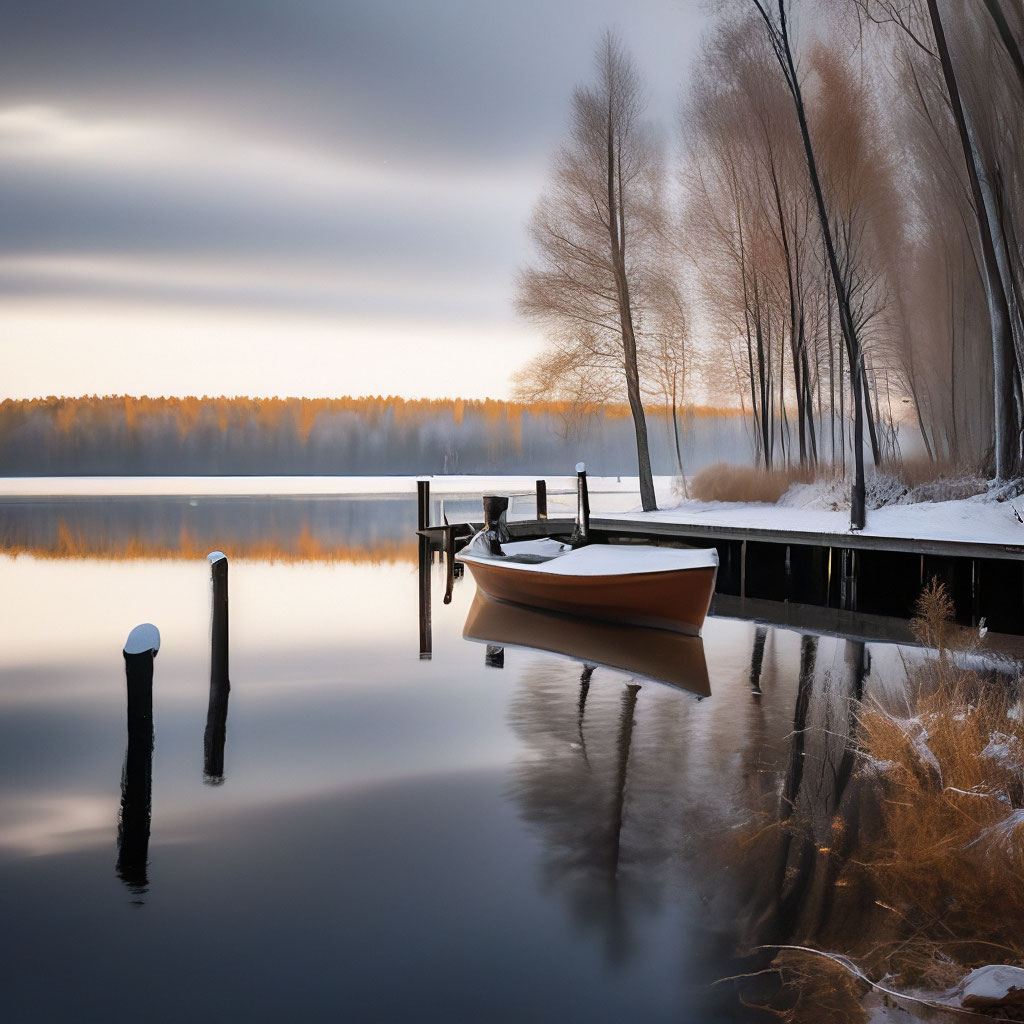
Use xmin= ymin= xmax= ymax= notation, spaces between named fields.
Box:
xmin=596 ymin=493 xmax=1024 ymax=559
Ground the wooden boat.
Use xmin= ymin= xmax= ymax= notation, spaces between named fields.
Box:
xmin=463 ymin=592 xmax=710 ymax=696
xmin=457 ymin=533 xmax=718 ymax=636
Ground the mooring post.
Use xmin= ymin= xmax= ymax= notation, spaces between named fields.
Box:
xmin=571 ymin=462 xmax=590 ymax=547
xmin=118 ymin=623 xmax=159 ymax=895
xmin=418 ymin=532 xmax=432 ymax=659
xmin=417 ymin=479 xmax=430 ymax=532
xmin=536 ymin=479 xmax=547 ymax=520
xmin=204 ymin=552 xmax=230 ymax=784
xmin=485 ymin=645 xmax=504 ymax=669
xmin=740 ymin=539 xmax=747 ymax=599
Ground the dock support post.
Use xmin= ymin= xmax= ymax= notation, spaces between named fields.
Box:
xmin=119 ymin=623 xmax=159 ymax=896
xmin=485 ymin=645 xmax=505 ymax=668
xmin=204 ymin=552 xmax=230 ymax=784
xmin=418 ymin=532 xmax=432 ymax=659
xmin=417 ymin=479 xmax=430 ymax=532
xmin=536 ymin=479 xmax=547 ymax=520
xmin=740 ymin=539 xmax=747 ymax=599
xmin=841 ymin=549 xmax=858 ymax=612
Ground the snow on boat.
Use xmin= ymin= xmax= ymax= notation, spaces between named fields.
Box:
xmin=463 ymin=592 xmax=710 ymax=696
xmin=456 ymin=533 xmax=719 ymax=636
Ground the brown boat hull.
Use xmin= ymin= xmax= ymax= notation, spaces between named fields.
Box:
xmin=461 ymin=558 xmax=717 ymax=636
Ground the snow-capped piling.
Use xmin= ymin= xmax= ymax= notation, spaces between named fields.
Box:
xmin=536 ymin=479 xmax=547 ymax=520
xmin=204 ymin=552 xmax=230 ymax=784
xmin=118 ymin=623 xmax=159 ymax=894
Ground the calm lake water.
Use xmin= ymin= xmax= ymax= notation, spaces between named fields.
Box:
xmin=0 ymin=488 xmax=971 ymax=1022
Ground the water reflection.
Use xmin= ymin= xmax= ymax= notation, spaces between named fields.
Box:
xmin=748 ymin=625 xmax=767 ymax=694
xmin=0 ymin=495 xmax=418 ymax=563
xmin=486 ymin=595 xmax=715 ymax=967
xmin=16 ymin=492 xmax=1024 ymax=1022
xmin=507 ymin=665 xmax=656 ymax=964
xmin=463 ymin=593 xmax=710 ymax=696
xmin=741 ymin=635 xmax=873 ymax=952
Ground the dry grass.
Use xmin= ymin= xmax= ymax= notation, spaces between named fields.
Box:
xmin=690 ymin=457 xmax=989 ymax=507
xmin=737 ymin=581 xmax=1024 ymax=1020
xmin=764 ymin=951 xmax=870 ymax=1024
xmin=690 ymin=462 xmax=816 ymax=503
xmin=853 ymin=582 xmax=1024 ymax=988
xmin=882 ymin=455 xmax=988 ymax=504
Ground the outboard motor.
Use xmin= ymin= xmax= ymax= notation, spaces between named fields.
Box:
xmin=482 ymin=495 xmax=510 ymax=555
xmin=570 ymin=462 xmax=590 ymax=548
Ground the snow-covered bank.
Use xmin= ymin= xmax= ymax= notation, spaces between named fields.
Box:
xmin=606 ymin=492 xmax=1023 ymax=548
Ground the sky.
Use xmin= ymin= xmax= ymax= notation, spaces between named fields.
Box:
xmin=0 ymin=0 xmax=708 ymax=401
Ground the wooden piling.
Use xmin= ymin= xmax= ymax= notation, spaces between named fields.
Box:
xmin=118 ymin=623 xmax=159 ymax=895
xmin=417 ymin=479 xmax=430 ymax=532
xmin=536 ymin=479 xmax=547 ymax=520
xmin=204 ymin=552 xmax=230 ymax=784
xmin=418 ymin=533 xmax=432 ymax=659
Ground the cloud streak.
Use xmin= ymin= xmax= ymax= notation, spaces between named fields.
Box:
xmin=0 ymin=0 xmax=706 ymax=399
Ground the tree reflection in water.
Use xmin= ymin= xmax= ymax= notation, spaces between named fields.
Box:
xmin=507 ymin=665 xmax=657 ymax=964
xmin=502 ymin=613 xmax=896 ymax=1018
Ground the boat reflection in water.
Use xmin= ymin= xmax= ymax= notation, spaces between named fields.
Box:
xmin=466 ymin=593 xmax=712 ymax=970
xmin=462 ymin=592 xmax=710 ymax=697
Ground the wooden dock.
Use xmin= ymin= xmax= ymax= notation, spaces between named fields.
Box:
xmin=414 ymin=479 xmax=1024 ymax=636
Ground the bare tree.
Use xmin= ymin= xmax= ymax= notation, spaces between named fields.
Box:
xmin=516 ymin=31 xmax=661 ymax=510
xmin=750 ymin=0 xmax=871 ymax=527
xmin=641 ymin=271 xmax=692 ymax=490
xmin=853 ymin=0 xmax=1024 ymax=478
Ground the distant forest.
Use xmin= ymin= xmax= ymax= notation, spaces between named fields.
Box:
xmin=0 ymin=395 xmax=749 ymax=477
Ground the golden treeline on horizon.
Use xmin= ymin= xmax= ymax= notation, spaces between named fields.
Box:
xmin=0 ymin=394 xmax=737 ymax=440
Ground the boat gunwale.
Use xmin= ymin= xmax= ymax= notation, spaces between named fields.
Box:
xmin=456 ymin=545 xmax=719 ymax=579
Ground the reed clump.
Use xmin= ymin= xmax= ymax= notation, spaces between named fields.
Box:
xmin=742 ymin=580 xmax=1024 ymax=1021
xmin=853 ymin=581 xmax=1024 ymax=990
xmin=690 ymin=462 xmax=816 ymax=503
xmin=690 ymin=457 xmax=988 ymax=507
